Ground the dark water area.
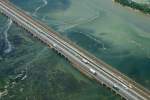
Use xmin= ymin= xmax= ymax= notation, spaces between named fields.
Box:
xmin=0 ymin=4 xmax=120 ymax=100
xmin=39 ymin=0 xmax=70 ymax=12
xmin=0 ymin=0 xmax=150 ymax=99
xmin=65 ymin=28 xmax=150 ymax=89
xmin=10 ymin=0 xmax=42 ymax=13
xmin=11 ymin=0 xmax=71 ymax=15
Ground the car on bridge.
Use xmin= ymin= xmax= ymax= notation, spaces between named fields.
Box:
xmin=89 ymin=68 xmax=97 ymax=75
xmin=113 ymin=84 xmax=120 ymax=91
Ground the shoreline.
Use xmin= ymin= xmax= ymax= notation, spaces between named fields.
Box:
xmin=113 ymin=0 xmax=150 ymax=15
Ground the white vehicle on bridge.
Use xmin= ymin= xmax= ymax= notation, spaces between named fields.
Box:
xmin=82 ymin=58 xmax=89 ymax=64
xmin=89 ymin=68 xmax=97 ymax=75
xmin=113 ymin=84 xmax=120 ymax=91
xmin=121 ymin=83 xmax=129 ymax=90
xmin=129 ymin=84 xmax=132 ymax=88
xmin=52 ymin=43 xmax=57 ymax=48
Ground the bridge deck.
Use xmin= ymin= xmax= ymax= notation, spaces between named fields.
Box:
xmin=0 ymin=0 xmax=150 ymax=100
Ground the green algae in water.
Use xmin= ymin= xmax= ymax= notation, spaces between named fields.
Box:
xmin=2 ymin=0 xmax=150 ymax=99
xmin=11 ymin=0 xmax=150 ymax=90
xmin=0 ymin=14 xmax=120 ymax=99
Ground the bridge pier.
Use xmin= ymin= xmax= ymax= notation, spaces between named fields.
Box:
xmin=0 ymin=1 xmax=150 ymax=100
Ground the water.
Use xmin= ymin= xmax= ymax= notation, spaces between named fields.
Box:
xmin=3 ymin=19 xmax=13 ymax=54
xmin=0 ymin=0 xmax=121 ymax=100
xmin=12 ymin=0 xmax=150 ymax=89
xmin=0 ymin=17 xmax=120 ymax=99
xmin=32 ymin=0 xmax=48 ymax=16
xmin=0 ymin=0 xmax=150 ymax=99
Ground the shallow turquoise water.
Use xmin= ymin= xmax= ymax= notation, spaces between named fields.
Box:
xmin=0 ymin=0 xmax=122 ymax=100
xmin=11 ymin=0 xmax=150 ymax=88
xmin=0 ymin=0 xmax=150 ymax=99
xmin=0 ymin=14 xmax=120 ymax=100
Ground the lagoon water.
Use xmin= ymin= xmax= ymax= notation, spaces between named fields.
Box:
xmin=0 ymin=0 xmax=150 ymax=99
xmin=0 ymin=14 xmax=121 ymax=100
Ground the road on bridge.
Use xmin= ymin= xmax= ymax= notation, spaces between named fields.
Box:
xmin=0 ymin=0 xmax=150 ymax=100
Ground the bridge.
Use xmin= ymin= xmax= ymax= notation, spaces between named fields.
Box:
xmin=0 ymin=0 xmax=150 ymax=100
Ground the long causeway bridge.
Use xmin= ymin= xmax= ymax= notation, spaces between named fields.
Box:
xmin=0 ymin=0 xmax=150 ymax=100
